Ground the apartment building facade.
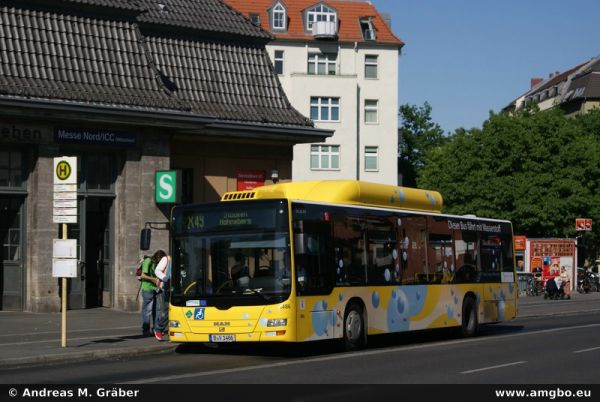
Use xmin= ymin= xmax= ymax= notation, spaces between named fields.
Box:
xmin=225 ymin=1 xmax=404 ymax=185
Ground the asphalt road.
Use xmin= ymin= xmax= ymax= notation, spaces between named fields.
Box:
xmin=2 ymin=308 xmax=599 ymax=385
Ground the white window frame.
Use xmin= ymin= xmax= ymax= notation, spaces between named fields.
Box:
xmin=274 ymin=50 xmax=284 ymax=75
xmin=307 ymin=53 xmax=337 ymax=75
xmin=306 ymin=4 xmax=337 ymax=31
xmin=310 ymin=97 xmax=340 ymax=121
xmin=364 ymin=146 xmax=379 ymax=172
xmin=310 ymin=144 xmax=340 ymax=170
xmin=365 ymin=55 xmax=378 ymax=79
xmin=364 ymin=99 xmax=379 ymax=124
xmin=272 ymin=3 xmax=286 ymax=30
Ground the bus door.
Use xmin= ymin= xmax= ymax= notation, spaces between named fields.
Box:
xmin=480 ymin=231 xmax=515 ymax=321
xmin=293 ymin=208 xmax=335 ymax=340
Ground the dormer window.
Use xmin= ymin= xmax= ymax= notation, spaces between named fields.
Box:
xmin=360 ymin=18 xmax=376 ymax=40
xmin=249 ymin=13 xmax=260 ymax=26
xmin=272 ymin=3 xmax=286 ymax=30
xmin=306 ymin=4 xmax=337 ymax=31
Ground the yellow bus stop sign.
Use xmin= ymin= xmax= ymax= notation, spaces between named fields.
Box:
xmin=53 ymin=156 xmax=77 ymax=185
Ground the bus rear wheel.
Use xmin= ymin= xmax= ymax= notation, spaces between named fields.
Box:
xmin=343 ymin=303 xmax=366 ymax=351
xmin=460 ymin=296 xmax=478 ymax=337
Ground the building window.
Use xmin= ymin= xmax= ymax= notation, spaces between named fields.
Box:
xmin=274 ymin=50 xmax=284 ymax=75
xmin=272 ymin=3 xmax=286 ymax=30
xmin=364 ymin=99 xmax=378 ymax=123
xmin=306 ymin=4 xmax=337 ymax=30
xmin=360 ymin=18 xmax=376 ymax=40
xmin=365 ymin=146 xmax=378 ymax=171
xmin=0 ymin=150 xmax=23 ymax=188
xmin=310 ymin=145 xmax=340 ymax=170
xmin=310 ymin=97 xmax=340 ymax=121
xmin=307 ymin=53 xmax=337 ymax=75
xmin=249 ymin=13 xmax=260 ymax=26
xmin=365 ymin=55 xmax=378 ymax=79
xmin=0 ymin=197 xmax=22 ymax=261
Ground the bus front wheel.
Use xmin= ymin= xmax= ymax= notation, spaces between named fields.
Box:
xmin=460 ymin=296 xmax=478 ymax=337
xmin=343 ymin=303 xmax=366 ymax=350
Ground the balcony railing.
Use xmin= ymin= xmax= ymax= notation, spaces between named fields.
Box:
xmin=312 ymin=21 xmax=337 ymax=39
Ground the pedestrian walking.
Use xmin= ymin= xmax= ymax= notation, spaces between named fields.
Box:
xmin=560 ymin=266 xmax=571 ymax=299
xmin=153 ymin=250 xmax=171 ymax=341
xmin=138 ymin=255 xmax=158 ymax=337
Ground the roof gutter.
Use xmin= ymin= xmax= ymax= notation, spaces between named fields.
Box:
xmin=0 ymin=97 xmax=332 ymax=143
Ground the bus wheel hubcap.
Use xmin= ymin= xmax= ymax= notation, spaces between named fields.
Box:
xmin=346 ymin=310 xmax=361 ymax=342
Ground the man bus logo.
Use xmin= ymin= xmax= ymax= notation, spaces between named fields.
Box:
xmin=56 ymin=160 xmax=72 ymax=181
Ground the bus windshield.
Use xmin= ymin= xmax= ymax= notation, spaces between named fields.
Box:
xmin=170 ymin=200 xmax=291 ymax=306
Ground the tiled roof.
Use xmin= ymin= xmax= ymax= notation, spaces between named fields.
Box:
xmin=0 ymin=1 xmax=312 ymax=127
xmin=58 ymin=0 xmax=145 ymax=11
xmin=146 ymin=36 xmax=308 ymax=124
xmin=505 ymin=56 xmax=600 ymax=111
xmin=224 ymin=0 xmax=404 ymax=46
xmin=0 ymin=5 xmax=177 ymax=109
xmin=136 ymin=0 xmax=271 ymax=40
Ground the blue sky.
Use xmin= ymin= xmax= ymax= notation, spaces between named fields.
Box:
xmin=370 ymin=0 xmax=600 ymax=134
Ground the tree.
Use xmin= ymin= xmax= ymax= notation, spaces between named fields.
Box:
xmin=398 ymin=102 xmax=446 ymax=187
xmin=418 ymin=107 xmax=600 ymax=257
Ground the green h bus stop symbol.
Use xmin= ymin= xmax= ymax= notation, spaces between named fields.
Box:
xmin=155 ymin=170 xmax=181 ymax=203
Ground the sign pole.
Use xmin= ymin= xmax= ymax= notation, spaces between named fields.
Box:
xmin=53 ymin=156 xmax=78 ymax=348
xmin=61 ymin=223 xmax=67 ymax=348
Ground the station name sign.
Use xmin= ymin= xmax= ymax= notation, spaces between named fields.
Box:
xmin=55 ymin=128 xmax=136 ymax=147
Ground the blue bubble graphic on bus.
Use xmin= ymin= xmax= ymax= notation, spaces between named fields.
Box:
xmin=508 ymin=282 xmax=514 ymax=294
xmin=387 ymin=288 xmax=410 ymax=332
xmin=260 ymin=318 xmax=268 ymax=327
xmin=338 ymin=292 xmax=344 ymax=301
xmin=447 ymin=305 xmax=454 ymax=319
xmin=398 ymin=190 xmax=405 ymax=204
xmin=396 ymin=295 xmax=406 ymax=314
xmin=402 ymin=286 xmax=427 ymax=315
xmin=329 ymin=310 xmax=336 ymax=326
xmin=311 ymin=300 xmax=329 ymax=336
xmin=497 ymin=300 xmax=505 ymax=321
xmin=372 ymin=291 xmax=380 ymax=308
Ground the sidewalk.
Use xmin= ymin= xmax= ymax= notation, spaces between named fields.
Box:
xmin=1 ymin=292 xmax=598 ymax=369
xmin=0 ymin=308 xmax=176 ymax=369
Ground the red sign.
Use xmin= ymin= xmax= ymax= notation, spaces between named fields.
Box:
xmin=513 ymin=235 xmax=526 ymax=251
xmin=237 ymin=170 xmax=265 ymax=191
xmin=576 ymin=218 xmax=592 ymax=231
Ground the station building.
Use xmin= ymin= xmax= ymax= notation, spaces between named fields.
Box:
xmin=0 ymin=0 xmax=330 ymax=312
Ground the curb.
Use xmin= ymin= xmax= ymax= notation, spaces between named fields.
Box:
xmin=0 ymin=344 xmax=178 ymax=370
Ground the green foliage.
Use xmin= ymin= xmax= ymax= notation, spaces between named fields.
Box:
xmin=398 ymin=102 xmax=447 ymax=187
xmin=418 ymin=107 xmax=600 ymax=257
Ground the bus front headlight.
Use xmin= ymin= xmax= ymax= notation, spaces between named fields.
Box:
xmin=169 ymin=320 xmax=180 ymax=328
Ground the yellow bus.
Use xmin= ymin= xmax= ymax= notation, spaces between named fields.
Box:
xmin=166 ymin=180 xmax=517 ymax=349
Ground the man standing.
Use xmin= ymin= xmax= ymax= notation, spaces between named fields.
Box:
xmin=138 ymin=256 xmax=158 ymax=336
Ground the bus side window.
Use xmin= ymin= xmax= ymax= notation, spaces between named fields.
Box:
xmin=293 ymin=219 xmax=334 ymax=295
xmin=397 ymin=215 xmax=427 ymax=285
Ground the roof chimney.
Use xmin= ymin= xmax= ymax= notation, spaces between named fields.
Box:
xmin=381 ymin=12 xmax=392 ymax=28
xmin=530 ymin=78 xmax=543 ymax=88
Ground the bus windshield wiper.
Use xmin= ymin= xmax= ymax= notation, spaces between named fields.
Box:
xmin=243 ymin=288 xmax=271 ymax=301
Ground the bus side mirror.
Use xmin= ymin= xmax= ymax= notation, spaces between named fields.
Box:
xmin=140 ymin=228 xmax=151 ymax=251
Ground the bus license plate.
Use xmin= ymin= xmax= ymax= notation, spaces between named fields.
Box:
xmin=210 ymin=334 xmax=235 ymax=342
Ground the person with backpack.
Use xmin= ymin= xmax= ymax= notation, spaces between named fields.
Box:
xmin=138 ymin=255 xmax=158 ymax=337
xmin=152 ymin=249 xmax=171 ymax=341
